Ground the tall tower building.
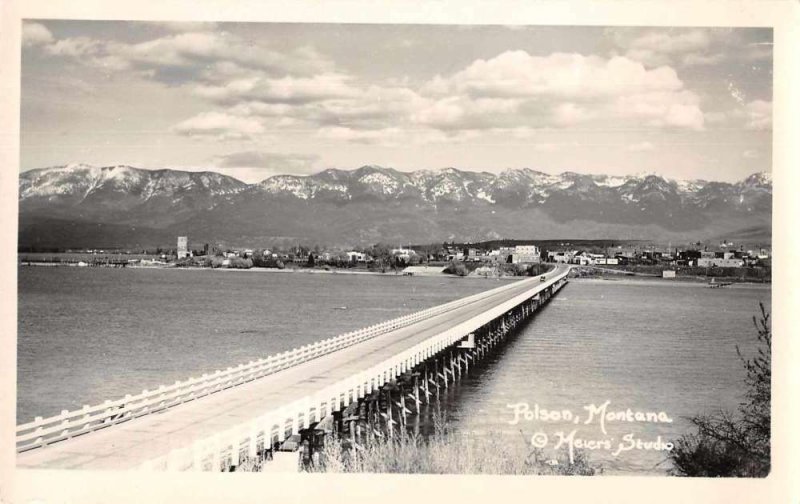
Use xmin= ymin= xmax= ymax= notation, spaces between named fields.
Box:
xmin=177 ymin=236 xmax=189 ymax=259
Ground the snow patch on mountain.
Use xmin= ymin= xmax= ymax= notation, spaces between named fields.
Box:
xmin=260 ymin=175 xmax=310 ymax=199
xmin=358 ymin=172 xmax=402 ymax=195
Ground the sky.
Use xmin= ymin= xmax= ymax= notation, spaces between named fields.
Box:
xmin=20 ymin=21 xmax=772 ymax=183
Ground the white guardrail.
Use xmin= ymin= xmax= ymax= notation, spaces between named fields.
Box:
xmin=139 ymin=269 xmax=569 ymax=471
xmin=16 ymin=266 xmax=567 ymax=454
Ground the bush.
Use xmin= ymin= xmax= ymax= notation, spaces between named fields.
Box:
xmin=228 ymin=257 xmax=253 ymax=269
xmin=498 ymin=263 xmax=528 ymax=276
xmin=251 ymin=255 xmax=285 ymax=269
xmin=444 ymin=261 xmax=470 ymax=276
xmin=669 ymin=303 xmax=771 ymax=477
xmin=209 ymin=256 xmax=253 ymax=269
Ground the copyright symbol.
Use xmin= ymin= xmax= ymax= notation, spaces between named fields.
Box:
xmin=530 ymin=432 xmax=548 ymax=448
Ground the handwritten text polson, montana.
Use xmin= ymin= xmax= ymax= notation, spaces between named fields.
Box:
xmin=507 ymin=400 xmax=675 ymax=463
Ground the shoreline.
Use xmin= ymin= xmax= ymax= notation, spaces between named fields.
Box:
xmin=18 ymin=262 xmax=526 ymax=280
xmin=570 ymin=275 xmax=771 ymax=288
xmin=19 ymin=261 xmax=769 ymax=284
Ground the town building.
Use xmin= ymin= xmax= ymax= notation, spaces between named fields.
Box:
xmin=177 ymin=236 xmax=189 ymax=259
xmin=391 ymin=247 xmax=416 ymax=261
xmin=512 ymin=244 xmax=541 ymax=264
xmin=346 ymin=251 xmax=367 ymax=263
xmin=697 ymin=257 xmax=745 ymax=268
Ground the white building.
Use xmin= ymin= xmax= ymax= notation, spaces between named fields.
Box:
xmin=511 ymin=244 xmax=541 ymax=264
xmin=346 ymin=251 xmax=367 ymax=262
xmin=391 ymin=247 xmax=416 ymax=260
xmin=177 ymin=236 xmax=189 ymax=259
xmin=697 ymin=257 xmax=745 ymax=268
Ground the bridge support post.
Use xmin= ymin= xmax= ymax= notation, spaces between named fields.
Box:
xmin=399 ymin=389 xmax=408 ymax=426
xmin=423 ymin=368 xmax=431 ymax=404
xmin=412 ymin=375 xmax=421 ymax=412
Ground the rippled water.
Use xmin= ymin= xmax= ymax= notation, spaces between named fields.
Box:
xmin=17 ymin=269 xmax=771 ymax=475
xmin=437 ymin=277 xmax=771 ymax=474
xmin=17 ymin=267 xmax=504 ymax=423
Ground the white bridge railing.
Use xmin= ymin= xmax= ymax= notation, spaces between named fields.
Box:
xmin=16 ymin=269 xmax=562 ymax=453
xmin=140 ymin=271 xmax=569 ymax=471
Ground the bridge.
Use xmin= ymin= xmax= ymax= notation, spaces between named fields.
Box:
xmin=16 ymin=264 xmax=570 ymax=471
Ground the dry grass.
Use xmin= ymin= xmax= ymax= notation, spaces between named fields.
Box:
xmin=310 ymin=412 xmax=598 ymax=475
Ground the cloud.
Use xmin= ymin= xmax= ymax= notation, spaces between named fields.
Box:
xmin=211 ymin=151 xmax=319 ymax=173
xmin=44 ymin=36 xmax=104 ymax=58
xmin=317 ymin=126 xmax=407 ymax=145
xmin=426 ymin=51 xmax=683 ymax=99
xmin=614 ymin=29 xmax=714 ymax=67
xmin=182 ymin=49 xmax=706 ymax=145
xmin=228 ymin=85 xmax=427 ymax=132
xmin=615 ymin=90 xmax=704 ymax=130
xmin=743 ymin=100 xmax=772 ymax=130
xmin=316 ymin=126 xmax=467 ymax=146
xmin=702 ymin=99 xmax=772 ymax=132
xmin=194 ymin=73 xmax=358 ymax=105
xmin=414 ymin=51 xmax=703 ymax=132
xmin=22 ymin=22 xmax=54 ymax=47
xmin=30 ymin=28 xmax=334 ymax=84
xmin=630 ymin=30 xmax=710 ymax=54
xmin=143 ymin=21 xmax=220 ymax=33
xmin=28 ymin=24 xmax=712 ymax=147
xmin=743 ymin=43 xmax=773 ymax=62
xmin=172 ymin=112 xmax=265 ymax=140
xmin=552 ymin=102 xmax=595 ymax=126
xmin=682 ymin=52 xmax=726 ymax=66
xmin=411 ymin=96 xmax=524 ymax=130
xmin=612 ymin=28 xmax=770 ymax=70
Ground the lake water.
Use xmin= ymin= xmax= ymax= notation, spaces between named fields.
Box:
xmin=17 ymin=267 xmax=503 ymax=423
xmin=16 ymin=268 xmax=771 ymax=475
xmin=435 ymin=277 xmax=771 ymax=474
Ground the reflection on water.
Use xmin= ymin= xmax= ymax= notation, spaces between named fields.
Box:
xmin=435 ymin=278 xmax=771 ymax=474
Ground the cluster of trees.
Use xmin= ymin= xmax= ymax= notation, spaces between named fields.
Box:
xmin=444 ymin=261 xmax=550 ymax=277
xmin=251 ymin=254 xmax=285 ymax=269
xmin=669 ymin=303 xmax=771 ymax=477
xmin=206 ymin=256 xmax=252 ymax=269
xmin=365 ymin=243 xmax=423 ymax=273
xmin=443 ymin=262 xmax=470 ymax=276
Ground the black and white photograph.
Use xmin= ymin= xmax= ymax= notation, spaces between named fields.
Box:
xmin=2 ymin=1 xmax=798 ymax=502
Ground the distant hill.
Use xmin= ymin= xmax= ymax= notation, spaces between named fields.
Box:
xmin=18 ymin=164 xmax=772 ymax=249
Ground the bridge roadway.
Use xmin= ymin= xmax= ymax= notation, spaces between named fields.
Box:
xmin=18 ymin=264 xmax=569 ymax=470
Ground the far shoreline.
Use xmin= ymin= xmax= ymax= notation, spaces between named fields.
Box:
xmin=19 ymin=261 xmax=527 ymax=280
xmin=18 ymin=261 xmax=770 ymax=285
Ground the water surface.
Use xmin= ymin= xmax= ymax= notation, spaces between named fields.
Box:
xmin=17 ymin=267 xmax=503 ymax=422
xmin=437 ymin=277 xmax=771 ymax=474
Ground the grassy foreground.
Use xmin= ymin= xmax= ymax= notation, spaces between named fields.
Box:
xmin=309 ymin=414 xmax=598 ymax=475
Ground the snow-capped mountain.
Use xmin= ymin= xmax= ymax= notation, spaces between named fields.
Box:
xmin=20 ymin=163 xmax=248 ymax=201
xmin=18 ymin=164 xmax=772 ymax=248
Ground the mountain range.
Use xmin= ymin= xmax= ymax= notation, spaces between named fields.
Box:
xmin=18 ymin=163 xmax=772 ymax=249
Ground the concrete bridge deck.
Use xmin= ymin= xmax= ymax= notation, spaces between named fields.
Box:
xmin=17 ymin=264 xmax=570 ymax=470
